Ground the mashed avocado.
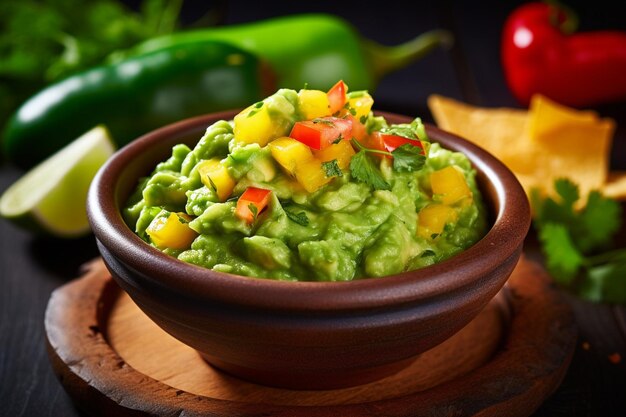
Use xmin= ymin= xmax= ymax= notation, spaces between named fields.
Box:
xmin=124 ymin=84 xmax=487 ymax=281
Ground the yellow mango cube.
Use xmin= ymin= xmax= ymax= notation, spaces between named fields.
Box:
xmin=197 ymin=159 xmax=236 ymax=201
xmin=268 ymin=137 xmax=314 ymax=174
xmin=347 ymin=93 xmax=374 ymax=120
xmin=298 ymin=89 xmax=331 ymax=119
xmin=417 ymin=204 xmax=458 ymax=239
xmin=312 ymin=140 xmax=355 ymax=170
xmin=430 ymin=166 xmax=472 ymax=205
xmin=233 ymin=102 xmax=274 ymax=146
xmin=294 ymin=158 xmax=331 ymax=193
xmin=147 ymin=212 xmax=197 ymax=250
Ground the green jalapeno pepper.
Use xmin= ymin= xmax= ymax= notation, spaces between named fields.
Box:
xmin=3 ymin=14 xmax=450 ymax=168
xmin=3 ymin=41 xmax=272 ymax=168
xmin=120 ymin=13 xmax=451 ymax=91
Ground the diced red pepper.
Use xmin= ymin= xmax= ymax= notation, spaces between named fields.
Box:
xmin=346 ymin=114 xmax=368 ymax=142
xmin=235 ymin=187 xmax=272 ymax=223
xmin=371 ymin=132 xmax=425 ymax=154
xmin=289 ymin=117 xmax=352 ymax=150
xmin=327 ymin=80 xmax=348 ymax=114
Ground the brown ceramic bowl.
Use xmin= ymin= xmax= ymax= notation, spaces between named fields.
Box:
xmin=87 ymin=110 xmax=530 ymax=390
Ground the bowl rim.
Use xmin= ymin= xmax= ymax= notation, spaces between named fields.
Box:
xmin=88 ymin=110 xmax=530 ymax=312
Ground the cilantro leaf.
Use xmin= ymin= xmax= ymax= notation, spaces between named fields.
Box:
xmin=284 ymin=209 xmax=310 ymax=226
xmin=349 ymin=150 xmax=390 ymax=191
xmin=322 ymin=159 xmax=343 ymax=178
xmin=391 ymin=144 xmax=426 ymax=172
xmin=579 ymin=259 xmax=626 ymax=304
xmin=538 ymin=222 xmax=584 ymax=285
xmin=576 ymin=191 xmax=622 ymax=252
xmin=532 ymin=179 xmax=625 ymax=304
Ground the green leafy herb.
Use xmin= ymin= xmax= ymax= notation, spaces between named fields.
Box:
xmin=359 ymin=115 xmax=368 ymax=124
xmin=248 ymin=203 xmax=258 ymax=222
xmin=332 ymin=134 xmax=343 ymax=144
xmin=312 ymin=118 xmax=335 ymax=126
xmin=349 ymin=107 xmax=357 ymax=116
xmin=391 ymin=144 xmax=426 ymax=172
xmin=533 ymin=178 xmax=625 ymax=304
xmin=247 ymin=101 xmax=264 ymax=118
xmin=284 ymin=209 xmax=310 ymax=226
xmin=349 ymin=148 xmax=390 ymax=191
xmin=349 ymin=138 xmax=425 ymax=190
xmin=322 ymin=159 xmax=343 ymax=178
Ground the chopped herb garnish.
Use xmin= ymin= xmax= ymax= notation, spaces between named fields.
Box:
xmin=322 ymin=159 xmax=343 ymax=178
xmin=248 ymin=203 xmax=259 ymax=222
xmin=349 ymin=107 xmax=357 ymax=116
xmin=359 ymin=115 xmax=368 ymax=124
xmin=391 ymin=144 xmax=426 ymax=172
xmin=350 ymin=137 xmax=425 ymax=179
xmin=332 ymin=134 xmax=343 ymax=144
xmin=247 ymin=101 xmax=264 ymax=118
xmin=349 ymin=145 xmax=390 ymax=191
xmin=312 ymin=118 xmax=335 ymax=126
xmin=177 ymin=215 xmax=189 ymax=224
xmin=284 ymin=209 xmax=310 ymax=226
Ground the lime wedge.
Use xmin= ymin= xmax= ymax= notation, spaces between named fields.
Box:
xmin=0 ymin=125 xmax=115 ymax=238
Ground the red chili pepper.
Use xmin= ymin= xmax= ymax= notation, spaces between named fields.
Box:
xmin=501 ymin=2 xmax=626 ymax=107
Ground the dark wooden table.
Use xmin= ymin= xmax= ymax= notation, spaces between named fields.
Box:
xmin=1 ymin=1 xmax=625 ymax=416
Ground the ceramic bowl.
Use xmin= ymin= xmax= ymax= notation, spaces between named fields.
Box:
xmin=87 ymin=111 xmax=530 ymax=390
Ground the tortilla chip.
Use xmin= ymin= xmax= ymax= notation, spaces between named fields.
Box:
xmin=427 ymin=95 xmax=531 ymax=175
xmin=603 ymin=172 xmax=626 ymax=200
xmin=427 ymin=94 xmax=616 ymax=202
xmin=526 ymin=95 xmax=615 ymax=199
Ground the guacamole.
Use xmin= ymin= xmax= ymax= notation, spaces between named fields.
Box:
xmin=124 ymin=83 xmax=487 ymax=281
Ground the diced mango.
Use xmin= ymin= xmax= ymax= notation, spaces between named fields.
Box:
xmin=346 ymin=93 xmax=374 ymax=120
xmin=417 ymin=204 xmax=458 ymax=239
xmin=430 ymin=166 xmax=472 ymax=205
xmin=298 ymin=89 xmax=331 ymax=119
xmin=146 ymin=212 xmax=197 ymax=250
xmin=312 ymin=140 xmax=355 ymax=170
xmin=268 ymin=137 xmax=314 ymax=174
xmin=233 ymin=102 xmax=274 ymax=146
xmin=197 ymin=159 xmax=235 ymax=201
xmin=294 ymin=158 xmax=332 ymax=193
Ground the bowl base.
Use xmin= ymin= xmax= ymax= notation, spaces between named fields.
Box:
xmin=199 ymin=353 xmax=419 ymax=390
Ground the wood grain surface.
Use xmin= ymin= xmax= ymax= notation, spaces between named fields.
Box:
xmin=44 ymin=256 xmax=576 ymax=417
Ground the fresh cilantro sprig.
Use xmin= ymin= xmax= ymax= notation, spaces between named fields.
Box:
xmin=348 ymin=138 xmax=426 ymax=190
xmin=322 ymin=159 xmax=343 ymax=178
xmin=532 ymin=178 xmax=626 ymax=303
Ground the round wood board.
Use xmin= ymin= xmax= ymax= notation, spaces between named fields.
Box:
xmin=45 ymin=256 xmax=576 ymax=417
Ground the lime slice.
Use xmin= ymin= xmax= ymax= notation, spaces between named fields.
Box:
xmin=0 ymin=125 xmax=115 ymax=238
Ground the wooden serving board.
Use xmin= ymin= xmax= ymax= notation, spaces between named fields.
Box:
xmin=45 ymin=256 xmax=576 ymax=417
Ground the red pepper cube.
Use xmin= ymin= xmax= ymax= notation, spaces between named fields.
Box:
xmin=327 ymin=80 xmax=348 ymax=115
xmin=372 ymin=132 xmax=425 ymax=154
xmin=235 ymin=187 xmax=272 ymax=223
xmin=289 ymin=117 xmax=352 ymax=150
